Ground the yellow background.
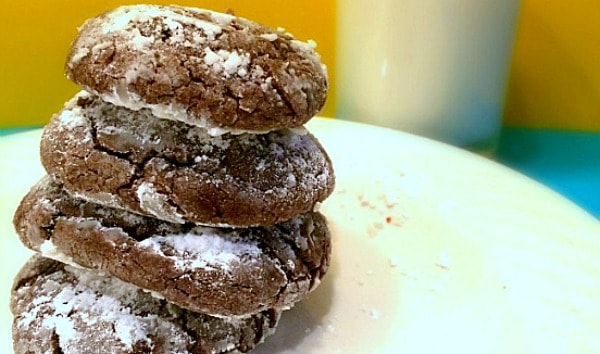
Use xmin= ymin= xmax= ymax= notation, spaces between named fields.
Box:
xmin=1 ymin=0 xmax=599 ymax=131
xmin=0 ymin=0 xmax=337 ymax=127
xmin=504 ymin=0 xmax=600 ymax=130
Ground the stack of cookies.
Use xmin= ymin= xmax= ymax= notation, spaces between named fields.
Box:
xmin=11 ymin=5 xmax=334 ymax=354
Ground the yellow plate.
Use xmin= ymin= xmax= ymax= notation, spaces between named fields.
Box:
xmin=1 ymin=118 xmax=599 ymax=353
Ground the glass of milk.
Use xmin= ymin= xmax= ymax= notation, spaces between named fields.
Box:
xmin=335 ymin=0 xmax=521 ymax=152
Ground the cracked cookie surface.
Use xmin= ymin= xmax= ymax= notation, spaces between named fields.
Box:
xmin=66 ymin=4 xmax=328 ymax=134
xmin=40 ymin=91 xmax=335 ymax=227
xmin=13 ymin=176 xmax=332 ymax=317
xmin=11 ymin=255 xmax=281 ymax=354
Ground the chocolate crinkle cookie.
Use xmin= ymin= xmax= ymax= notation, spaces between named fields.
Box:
xmin=66 ymin=4 xmax=328 ymax=134
xmin=11 ymin=4 xmax=336 ymax=353
xmin=14 ymin=176 xmax=332 ymax=317
xmin=11 ymin=255 xmax=280 ymax=354
xmin=40 ymin=91 xmax=335 ymax=227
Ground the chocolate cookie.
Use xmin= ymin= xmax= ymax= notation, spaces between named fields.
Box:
xmin=14 ymin=176 xmax=332 ymax=317
xmin=11 ymin=255 xmax=280 ymax=354
xmin=40 ymin=91 xmax=335 ymax=227
xmin=66 ymin=4 xmax=328 ymax=134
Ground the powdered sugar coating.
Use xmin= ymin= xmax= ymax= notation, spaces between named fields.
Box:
xmin=140 ymin=231 xmax=260 ymax=271
xmin=40 ymin=92 xmax=335 ymax=227
xmin=14 ymin=176 xmax=332 ymax=316
xmin=136 ymin=182 xmax=186 ymax=224
xmin=66 ymin=4 xmax=328 ymax=133
xmin=11 ymin=256 xmax=280 ymax=354
xmin=57 ymin=108 xmax=87 ymax=131
xmin=98 ymin=5 xmax=230 ymax=39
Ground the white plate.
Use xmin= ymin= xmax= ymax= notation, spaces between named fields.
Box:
xmin=1 ymin=118 xmax=599 ymax=353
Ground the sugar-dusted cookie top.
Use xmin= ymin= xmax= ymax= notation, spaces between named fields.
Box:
xmin=11 ymin=255 xmax=280 ymax=354
xmin=66 ymin=4 xmax=328 ymax=135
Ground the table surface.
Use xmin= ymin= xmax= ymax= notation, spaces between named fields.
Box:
xmin=495 ymin=127 xmax=599 ymax=219
xmin=1 ymin=125 xmax=599 ymax=219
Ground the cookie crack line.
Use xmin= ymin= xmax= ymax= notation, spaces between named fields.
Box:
xmin=252 ymin=234 xmax=301 ymax=306
xmin=270 ymin=75 xmax=300 ymax=117
xmin=89 ymin=115 xmax=192 ymax=169
xmin=89 ymin=115 xmax=136 ymax=162
xmin=170 ymin=55 xmax=250 ymax=126
xmin=274 ymin=221 xmax=326 ymax=270
xmin=249 ymin=314 xmax=265 ymax=349
xmin=88 ymin=118 xmax=195 ymax=220
xmin=276 ymin=217 xmax=331 ymax=290
xmin=51 ymin=329 xmax=66 ymax=354
xmin=222 ymin=84 xmax=242 ymax=125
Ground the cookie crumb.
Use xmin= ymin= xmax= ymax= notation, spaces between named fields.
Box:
xmin=260 ymin=33 xmax=278 ymax=41
xmin=370 ymin=308 xmax=382 ymax=320
xmin=435 ymin=249 xmax=452 ymax=270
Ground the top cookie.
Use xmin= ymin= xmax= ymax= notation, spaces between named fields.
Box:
xmin=66 ymin=5 xmax=328 ymax=135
